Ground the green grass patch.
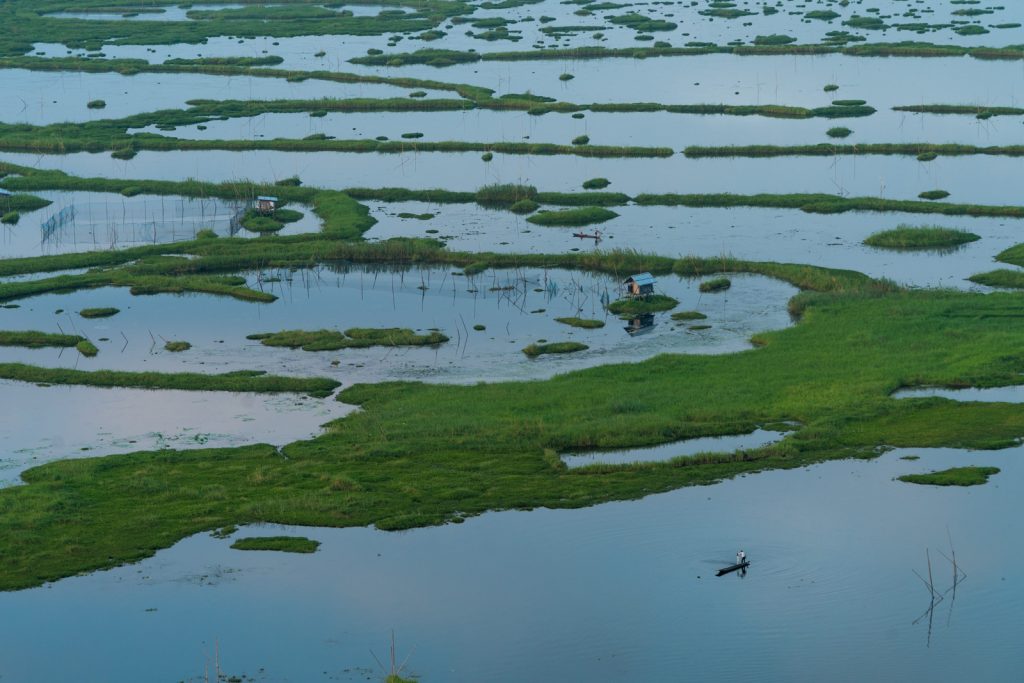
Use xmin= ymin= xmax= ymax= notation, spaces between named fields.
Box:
xmin=606 ymin=294 xmax=679 ymax=315
xmin=164 ymin=341 xmax=192 ymax=352
xmin=526 ymin=207 xmax=618 ymax=226
xmin=919 ymin=190 xmax=951 ymax=201
xmin=898 ymin=466 xmax=1000 ymax=487
xmin=248 ymin=328 xmax=448 ymax=351
xmin=86 ymin=99 xmax=106 ymax=109
xmin=230 ymin=536 xmax=320 ymax=553
xmin=582 ymin=177 xmax=610 ymax=190
xmin=79 ymin=307 xmax=120 ymax=319
xmin=671 ymin=311 xmax=707 ymax=321
xmin=522 ymin=341 xmax=589 ymax=356
xmin=554 ymin=317 xmax=605 ymax=329
xmin=1 ymin=211 xmax=19 ymax=225
xmin=864 ymin=226 xmax=980 ymax=250
xmin=827 ymin=127 xmax=852 ymax=139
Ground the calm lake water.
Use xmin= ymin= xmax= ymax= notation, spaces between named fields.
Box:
xmin=2 ymin=2 xmax=1023 ymax=680
xmin=0 ymin=445 xmax=1019 ymax=682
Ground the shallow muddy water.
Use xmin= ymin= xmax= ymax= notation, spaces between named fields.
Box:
xmin=0 ymin=444 xmax=1018 ymax=682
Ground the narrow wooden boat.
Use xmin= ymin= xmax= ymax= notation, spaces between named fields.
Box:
xmin=572 ymin=229 xmax=602 ymax=240
xmin=715 ymin=561 xmax=750 ymax=576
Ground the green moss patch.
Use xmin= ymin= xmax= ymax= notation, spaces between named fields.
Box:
xmin=164 ymin=341 xmax=192 ymax=352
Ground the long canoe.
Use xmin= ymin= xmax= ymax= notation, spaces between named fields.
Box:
xmin=715 ymin=561 xmax=750 ymax=576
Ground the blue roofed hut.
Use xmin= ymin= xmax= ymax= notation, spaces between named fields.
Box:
xmin=622 ymin=272 xmax=656 ymax=298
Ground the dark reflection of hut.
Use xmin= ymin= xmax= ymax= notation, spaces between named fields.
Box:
xmin=624 ymin=313 xmax=656 ymax=335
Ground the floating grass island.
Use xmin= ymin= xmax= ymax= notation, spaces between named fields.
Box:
xmin=606 ymin=294 xmax=679 ymax=315
xmin=248 ymin=328 xmax=449 ymax=351
xmin=671 ymin=311 xmax=707 ymax=321
xmin=555 ymin=317 xmax=605 ymax=329
xmin=898 ymin=466 xmax=1000 ymax=487
xmin=0 ymin=330 xmax=84 ymax=349
xmin=230 ymin=536 xmax=321 ymax=553
xmin=522 ymin=341 xmax=589 ymax=357
xmin=864 ymin=226 xmax=980 ymax=250
xmin=526 ymin=206 xmax=618 ymax=226
xmin=0 ymin=364 xmax=339 ymax=397
xmin=164 ymin=341 xmax=191 ymax=352
xmin=699 ymin=277 xmax=732 ymax=293
xmin=79 ymin=307 xmax=120 ymax=319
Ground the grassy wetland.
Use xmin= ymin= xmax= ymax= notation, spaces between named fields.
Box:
xmin=1 ymin=0 xmax=1023 ymax=680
